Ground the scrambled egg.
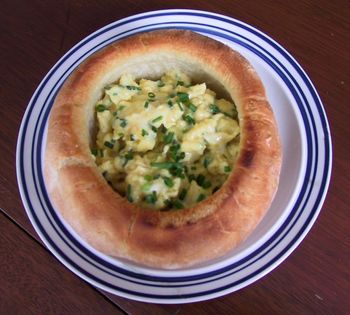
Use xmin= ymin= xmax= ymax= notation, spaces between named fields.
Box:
xmin=92 ymin=70 xmax=240 ymax=210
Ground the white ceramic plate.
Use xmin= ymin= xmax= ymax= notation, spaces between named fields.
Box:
xmin=16 ymin=9 xmax=332 ymax=303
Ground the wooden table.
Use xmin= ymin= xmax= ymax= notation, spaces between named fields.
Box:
xmin=1 ymin=1 xmax=349 ymax=314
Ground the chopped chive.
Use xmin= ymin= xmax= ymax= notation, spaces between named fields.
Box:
xmin=118 ymin=105 xmax=126 ymax=111
xmin=197 ymin=193 xmax=206 ymax=202
xmin=144 ymin=174 xmax=153 ymax=181
xmin=151 ymin=162 xmax=182 ymax=169
xmin=183 ymin=114 xmax=195 ymax=125
xmin=152 ymin=115 xmax=163 ymax=123
xmin=179 ymin=188 xmax=187 ymax=201
xmin=144 ymin=101 xmax=149 ymax=108
xmin=164 ymin=199 xmax=173 ymax=208
xmin=188 ymin=174 xmax=196 ymax=182
xmin=157 ymin=81 xmax=165 ymax=87
xmin=177 ymin=102 xmax=184 ymax=111
xmin=153 ymin=174 xmax=160 ymax=180
xmin=176 ymin=80 xmax=184 ymax=86
xmin=175 ymin=151 xmax=185 ymax=162
xmin=163 ymin=177 xmax=174 ymax=188
xmin=177 ymin=92 xmax=189 ymax=103
xmin=213 ymin=186 xmax=220 ymax=193
xmin=203 ymin=157 xmax=212 ymax=168
xmin=148 ymin=92 xmax=155 ymax=98
xmin=191 ymin=166 xmax=197 ymax=170
xmin=104 ymin=140 xmax=115 ymax=149
xmin=224 ymin=165 xmax=232 ymax=172
xmin=142 ymin=182 xmax=152 ymax=191
xmin=142 ymin=129 xmax=149 ymax=136
xmin=119 ymin=119 xmax=127 ymax=128
xmin=123 ymin=151 xmax=134 ymax=166
xmin=96 ymin=104 xmax=107 ymax=112
xmin=196 ymin=174 xmax=206 ymax=186
xmin=209 ymin=104 xmax=221 ymax=114
xmin=163 ymin=132 xmax=174 ymax=144
xmin=150 ymin=125 xmax=158 ymax=133
xmin=91 ymin=148 xmax=98 ymax=156
xmin=167 ymin=100 xmax=173 ymax=108
xmin=189 ymin=103 xmax=197 ymax=112
xmin=126 ymin=85 xmax=141 ymax=91
xmin=145 ymin=191 xmax=157 ymax=204
xmin=126 ymin=185 xmax=133 ymax=202
xmin=117 ymin=132 xmax=124 ymax=138
xmin=173 ymin=199 xmax=184 ymax=209
xmin=202 ymin=181 xmax=212 ymax=189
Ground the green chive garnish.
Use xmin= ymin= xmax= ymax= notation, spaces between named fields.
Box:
xmin=96 ymin=104 xmax=107 ymax=112
xmin=213 ymin=186 xmax=220 ymax=193
xmin=173 ymin=199 xmax=184 ymax=209
xmin=90 ymin=148 xmax=98 ymax=156
xmin=167 ymin=100 xmax=173 ymax=108
xmin=177 ymin=102 xmax=184 ymax=111
xmin=144 ymin=101 xmax=149 ymax=108
xmin=148 ymin=92 xmax=155 ymax=98
xmin=142 ymin=182 xmax=152 ymax=191
xmin=189 ymin=103 xmax=197 ymax=112
xmin=202 ymin=181 xmax=212 ymax=189
xmin=209 ymin=104 xmax=221 ymax=114
xmin=142 ymin=129 xmax=149 ymax=136
xmin=104 ymin=140 xmax=115 ymax=149
xmin=150 ymin=125 xmax=158 ymax=133
xmin=127 ymin=184 xmax=133 ymax=202
xmin=120 ymin=119 xmax=127 ymax=128
xmin=145 ymin=191 xmax=157 ymax=204
xmin=196 ymin=174 xmax=206 ymax=186
xmin=163 ymin=132 xmax=174 ymax=144
xmin=158 ymin=81 xmax=165 ymax=87
xmin=197 ymin=193 xmax=206 ymax=202
xmin=151 ymin=162 xmax=182 ymax=169
xmin=177 ymin=92 xmax=189 ymax=103
xmin=164 ymin=199 xmax=173 ymax=208
xmin=179 ymin=188 xmax=187 ymax=201
xmin=176 ymin=80 xmax=184 ymax=86
xmin=123 ymin=151 xmax=134 ymax=166
xmin=152 ymin=115 xmax=163 ymax=123
xmin=126 ymin=85 xmax=141 ymax=91
xmin=183 ymin=114 xmax=195 ymax=125
xmin=224 ymin=166 xmax=231 ymax=172
xmin=144 ymin=174 xmax=153 ymax=181
xmin=204 ymin=157 xmax=212 ymax=168
xmin=188 ymin=174 xmax=196 ymax=182
xmin=163 ymin=177 xmax=174 ymax=188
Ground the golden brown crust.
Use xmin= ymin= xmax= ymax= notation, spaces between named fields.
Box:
xmin=44 ymin=30 xmax=282 ymax=268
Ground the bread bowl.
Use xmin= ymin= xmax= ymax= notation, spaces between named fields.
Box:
xmin=44 ymin=29 xmax=282 ymax=269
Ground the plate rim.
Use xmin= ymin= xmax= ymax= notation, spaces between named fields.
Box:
xmin=16 ymin=8 xmax=332 ymax=303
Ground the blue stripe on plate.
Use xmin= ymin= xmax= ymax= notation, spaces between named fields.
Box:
xmin=18 ymin=10 xmax=331 ymax=300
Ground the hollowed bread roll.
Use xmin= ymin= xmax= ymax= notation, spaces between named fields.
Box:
xmin=44 ymin=30 xmax=282 ymax=269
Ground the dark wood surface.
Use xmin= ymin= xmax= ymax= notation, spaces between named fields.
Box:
xmin=1 ymin=1 xmax=349 ymax=314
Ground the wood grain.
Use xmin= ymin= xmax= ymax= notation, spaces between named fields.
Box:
xmin=0 ymin=212 xmax=126 ymax=315
xmin=0 ymin=0 xmax=349 ymax=314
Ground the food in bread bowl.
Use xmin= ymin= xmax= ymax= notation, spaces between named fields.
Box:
xmin=44 ymin=30 xmax=282 ymax=269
